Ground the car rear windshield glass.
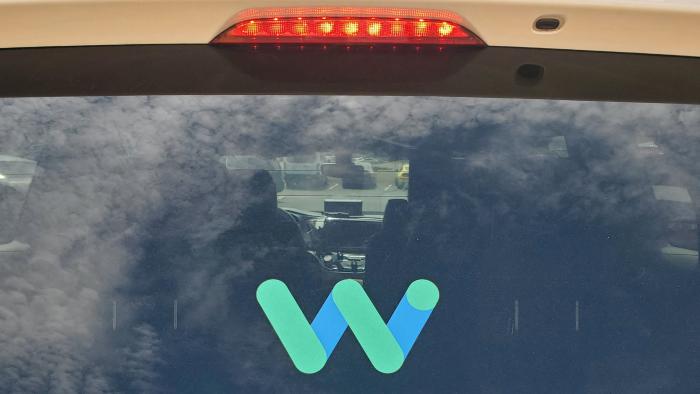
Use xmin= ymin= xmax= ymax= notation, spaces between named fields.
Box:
xmin=2 ymin=96 xmax=700 ymax=393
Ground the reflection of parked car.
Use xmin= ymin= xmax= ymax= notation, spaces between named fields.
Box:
xmin=395 ymin=163 xmax=409 ymax=189
xmin=281 ymin=153 xmax=327 ymax=189
xmin=222 ymin=155 xmax=284 ymax=192
xmin=341 ymin=161 xmax=376 ymax=190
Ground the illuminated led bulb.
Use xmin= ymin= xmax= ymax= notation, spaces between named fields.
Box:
xmin=270 ymin=22 xmax=282 ymax=35
xmin=367 ymin=21 xmax=381 ymax=36
xmin=438 ymin=22 xmax=454 ymax=36
xmin=243 ymin=21 xmax=259 ymax=35
xmin=343 ymin=21 xmax=359 ymax=35
xmin=294 ymin=22 xmax=308 ymax=35
xmin=318 ymin=21 xmax=334 ymax=34
xmin=415 ymin=20 xmax=428 ymax=36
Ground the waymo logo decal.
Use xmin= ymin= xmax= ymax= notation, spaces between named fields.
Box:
xmin=256 ymin=279 xmax=439 ymax=374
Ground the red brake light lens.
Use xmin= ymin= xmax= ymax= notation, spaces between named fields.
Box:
xmin=211 ymin=8 xmax=484 ymax=46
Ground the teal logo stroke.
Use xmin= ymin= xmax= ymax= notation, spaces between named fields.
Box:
xmin=256 ymin=279 xmax=439 ymax=374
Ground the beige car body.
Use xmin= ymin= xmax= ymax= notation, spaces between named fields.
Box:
xmin=1 ymin=0 xmax=699 ymax=57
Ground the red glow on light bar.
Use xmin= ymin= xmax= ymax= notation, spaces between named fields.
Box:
xmin=211 ymin=8 xmax=484 ymax=46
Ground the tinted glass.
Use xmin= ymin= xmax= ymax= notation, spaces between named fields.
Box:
xmin=1 ymin=96 xmax=699 ymax=393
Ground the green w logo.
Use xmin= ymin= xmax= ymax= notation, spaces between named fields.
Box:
xmin=256 ymin=279 xmax=439 ymax=374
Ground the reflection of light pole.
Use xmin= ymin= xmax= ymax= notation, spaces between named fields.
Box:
xmin=174 ymin=299 xmax=178 ymax=330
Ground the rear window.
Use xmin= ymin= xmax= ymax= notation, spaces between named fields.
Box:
xmin=1 ymin=96 xmax=699 ymax=393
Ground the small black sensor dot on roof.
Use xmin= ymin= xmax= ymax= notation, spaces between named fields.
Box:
xmin=535 ymin=17 xmax=561 ymax=31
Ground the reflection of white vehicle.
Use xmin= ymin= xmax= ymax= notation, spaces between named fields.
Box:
xmin=0 ymin=155 xmax=36 ymax=193
xmin=652 ymin=185 xmax=698 ymax=271
xmin=281 ymin=153 xmax=327 ymax=189
xmin=0 ymin=155 xmax=36 ymax=247
xmin=222 ymin=155 xmax=284 ymax=192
